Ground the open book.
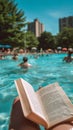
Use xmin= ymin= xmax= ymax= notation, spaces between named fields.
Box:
xmin=15 ymin=78 xmax=73 ymax=129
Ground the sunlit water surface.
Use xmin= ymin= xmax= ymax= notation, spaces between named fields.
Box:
xmin=0 ymin=53 xmax=73 ymax=130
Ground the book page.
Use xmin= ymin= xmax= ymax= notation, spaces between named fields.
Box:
xmin=36 ymin=82 xmax=73 ymax=128
xmin=15 ymin=78 xmax=47 ymax=124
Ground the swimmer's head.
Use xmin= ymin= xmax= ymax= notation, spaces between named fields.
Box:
xmin=23 ymin=57 xmax=28 ymax=62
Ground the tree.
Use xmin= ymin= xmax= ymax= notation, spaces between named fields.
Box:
xmin=0 ymin=0 xmax=26 ymax=47
xmin=38 ymin=31 xmax=55 ymax=50
xmin=24 ymin=31 xmax=39 ymax=50
xmin=57 ymin=28 xmax=73 ymax=48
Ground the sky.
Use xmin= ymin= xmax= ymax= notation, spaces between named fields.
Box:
xmin=15 ymin=0 xmax=73 ymax=35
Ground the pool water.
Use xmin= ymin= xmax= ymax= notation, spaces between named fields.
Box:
xmin=0 ymin=53 xmax=73 ymax=130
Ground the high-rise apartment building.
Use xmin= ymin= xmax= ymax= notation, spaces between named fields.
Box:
xmin=59 ymin=16 xmax=73 ymax=32
xmin=27 ymin=19 xmax=44 ymax=37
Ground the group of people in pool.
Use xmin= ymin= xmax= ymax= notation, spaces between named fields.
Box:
xmin=0 ymin=49 xmax=73 ymax=65
xmin=10 ymin=47 xmax=73 ymax=64
xmin=18 ymin=49 xmax=73 ymax=68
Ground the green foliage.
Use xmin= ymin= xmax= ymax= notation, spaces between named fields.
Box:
xmin=24 ymin=31 xmax=39 ymax=50
xmin=57 ymin=27 xmax=73 ymax=48
xmin=38 ymin=31 xmax=55 ymax=50
xmin=0 ymin=0 xmax=26 ymax=47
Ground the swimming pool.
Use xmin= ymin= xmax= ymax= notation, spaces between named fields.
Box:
xmin=0 ymin=53 xmax=73 ymax=130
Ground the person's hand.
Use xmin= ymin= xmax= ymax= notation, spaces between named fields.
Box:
xmin=9 ymin=97 xmax=41 ymax=130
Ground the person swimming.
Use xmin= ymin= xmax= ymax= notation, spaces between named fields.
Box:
xmin=63 ymin=49 xmax=73 ymax=63
xmin=19 ymin=57 xmax=32 ymax=68
xmin=12 ymin=53 xmax=18 ymax=60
